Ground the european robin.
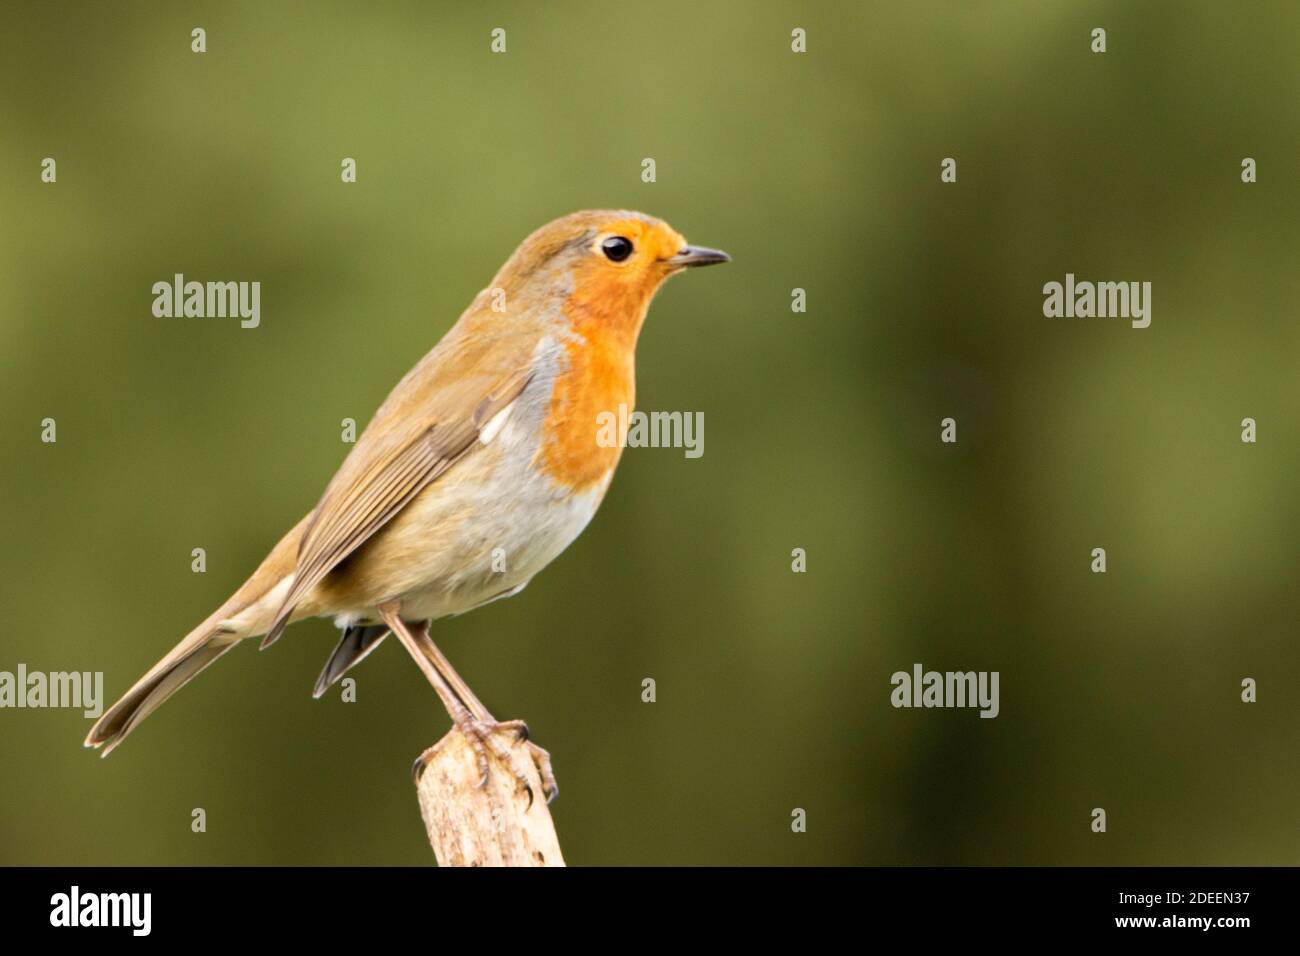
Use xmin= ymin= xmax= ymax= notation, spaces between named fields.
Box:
xmin=85 ymin=210 xmax=729 ymax=800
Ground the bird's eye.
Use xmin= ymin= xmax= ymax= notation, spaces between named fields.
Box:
xmin=601 ymin=236 xmax=633 ymax=262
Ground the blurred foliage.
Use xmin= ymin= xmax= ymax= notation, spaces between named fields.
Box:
xmin=0 ymin=1 xmax=1296 ymax=865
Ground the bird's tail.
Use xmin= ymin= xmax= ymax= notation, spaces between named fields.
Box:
xmin=84 ymin=625 xmax=240 ymax=755
xmin=85 ymin=511 xmax=316 ymax=756
xmin=312 ymin=624 xmax=389 ymax=699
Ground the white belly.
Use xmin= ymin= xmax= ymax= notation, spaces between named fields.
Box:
xmin=392 ymin=472 xmax=607 ymax=622
xmin=334 ymin=333 xmax=613 ymax=625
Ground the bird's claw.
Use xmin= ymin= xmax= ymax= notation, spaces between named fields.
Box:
xmin=456 ymin=715 xmax=558 ymax=807
xmin=409 ymin=714 xmax=557 ymax=805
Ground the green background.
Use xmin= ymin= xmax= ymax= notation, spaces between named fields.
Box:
xmin=1 ymin=1 xmax=1296 ymax=865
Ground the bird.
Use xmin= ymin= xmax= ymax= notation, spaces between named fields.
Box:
xmin=84 ymin=209 xmax=729 ymax=802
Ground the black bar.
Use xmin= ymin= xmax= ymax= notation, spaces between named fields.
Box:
xmin=1 ymin=867 xmax=1286 ymax=940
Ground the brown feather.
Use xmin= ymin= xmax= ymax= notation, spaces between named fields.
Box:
xmin=261 ymin=323 xmax=539 ymax=648
xmin=86 ymin=512 xmax=314 ymax=752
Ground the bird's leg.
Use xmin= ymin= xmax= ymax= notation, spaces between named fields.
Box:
xmin=376 ymin=602 xmax=557 ymax=805
xmin=414 ymin=626 xmax=558 ymax=804
xmin=375 ymin=604 xmax=491 ymax=787
xmin=414 ymin=627 xmax=493 ymax=720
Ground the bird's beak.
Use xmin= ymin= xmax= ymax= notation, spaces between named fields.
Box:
xmin=665 ymin=245 xmax=731 ymax=268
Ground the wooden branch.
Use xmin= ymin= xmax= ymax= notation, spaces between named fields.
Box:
xmin=414 ymin=728 xmax=565 ymax=867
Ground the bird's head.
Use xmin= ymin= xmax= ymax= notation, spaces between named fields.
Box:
xmin=489 ymin=210 xmax=728 ymax=338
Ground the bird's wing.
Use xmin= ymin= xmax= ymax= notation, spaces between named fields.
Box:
xmin=261 ymin=322 xmax=539 ymax=647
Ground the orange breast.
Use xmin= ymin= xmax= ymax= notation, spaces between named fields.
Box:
xmin=539 ymin=329 xmax=635 ymax=492
xmin=538 ymin=257 xmax=660 ymax=492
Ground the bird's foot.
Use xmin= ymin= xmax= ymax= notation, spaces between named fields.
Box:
xmin=411 ymin=716 xmax=558 ymax=807
xmin=487 ymin=719 xmax=558 ymax=806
